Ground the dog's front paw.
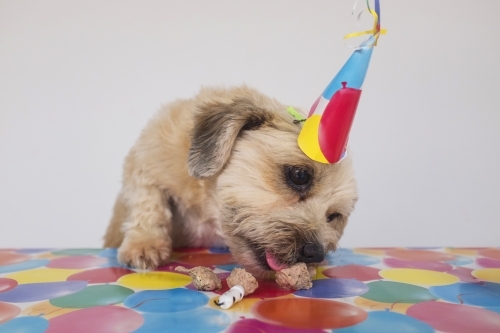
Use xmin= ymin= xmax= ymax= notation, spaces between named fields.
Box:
xmin=118 ymin=237 xmax=171 ymax=270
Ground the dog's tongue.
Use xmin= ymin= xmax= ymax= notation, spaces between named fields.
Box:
xmin=265 ymin=251 xmax=288 ymax=271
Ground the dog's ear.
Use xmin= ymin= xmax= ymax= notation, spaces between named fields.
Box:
xmin=188 ymin=98 xmax=272 ymax=179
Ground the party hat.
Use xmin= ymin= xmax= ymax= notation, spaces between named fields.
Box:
xmin=297 ymin=0 xmax=385 ymax=164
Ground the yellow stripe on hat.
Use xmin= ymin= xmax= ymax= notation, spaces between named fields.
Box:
xmin=297 ymin=115 xmax=329 ymax=164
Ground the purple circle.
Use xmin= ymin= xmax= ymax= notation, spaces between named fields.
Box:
xmin=0 ymin=281 xmax=87 ymax=303
xmin=294 ymin=278 xmax=368 ymax=298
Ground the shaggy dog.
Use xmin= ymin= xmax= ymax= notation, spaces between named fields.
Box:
xmin=104 ymin=86 xmax=358 ymax=277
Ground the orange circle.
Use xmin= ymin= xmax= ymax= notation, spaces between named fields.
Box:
xmin=479 ymin=248 xmax=500 ymax=260
xmin=252 ymin=298 xmax=367 ymax=330
xmin=386 ymin=249 xmax=455 ymax=262
xmin=0 ymin=252 xmax=30 ymax=266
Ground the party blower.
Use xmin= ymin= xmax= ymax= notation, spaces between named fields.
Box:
xmin=296 ymin=0 xmax=386 ymax=164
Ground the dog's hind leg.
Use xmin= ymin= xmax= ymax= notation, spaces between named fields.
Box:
xmin=116 ymin=184 xmax=173 ymax=269
xmin=103 ymin=192 xmax=128 ymax=248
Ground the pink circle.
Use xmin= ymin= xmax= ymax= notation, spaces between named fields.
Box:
xmin=0 ymin=302 xmax=20 ymax=324
xmin=447 ymin=267 xmax=479 ymax=283
xmin=67 ymin=267 xmax=135 ymax=284
xmin=322 ymin=264 xmax=381 ymax=281
xmin=477 ymin=257 xmax=500 ymax=268
xmin=407 ymin=301 xmax=500 ymax=333
xmin=47 ymin=256 xmax=107 ymax=269
xmin=0 ymin=252 xmax=30 ymax=266
xmin=46 ymin=306 xmax=143 ymax=333
xmin=383 ymin=258 xmax=452 ymax=272
xmin=0 ymin=278 xmax=17 ymax=293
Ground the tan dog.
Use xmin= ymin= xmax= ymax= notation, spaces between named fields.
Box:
xmin=104 ymin=86 xmax=358 ymax=277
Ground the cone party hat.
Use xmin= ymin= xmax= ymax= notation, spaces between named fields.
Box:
xmin=297 ymin=0 xmax=385 ymax=164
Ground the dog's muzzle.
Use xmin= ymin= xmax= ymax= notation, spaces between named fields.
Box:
xmin=296 ymin=243 xmax=324 ymax=264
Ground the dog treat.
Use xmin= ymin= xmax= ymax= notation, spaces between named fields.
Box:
xmin=215 ymin=268 xmax=258 ymax=310
xmin=275 ymin=263 xmax=313 ymax=290
xmin=175 ymin=266 xmax=221 ymax=291
xmin=226 ymin=268 xmax=258 ymax=294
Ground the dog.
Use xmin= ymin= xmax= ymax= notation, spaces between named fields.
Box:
xmin=103 ymin=85 xmax=358 ymax=277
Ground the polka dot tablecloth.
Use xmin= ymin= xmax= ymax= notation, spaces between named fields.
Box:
xmin=1 ymin=247 xmax=499 ymax=332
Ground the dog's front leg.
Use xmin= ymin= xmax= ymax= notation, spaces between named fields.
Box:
xmin=118 ymin=185 xmax=172 ymax=269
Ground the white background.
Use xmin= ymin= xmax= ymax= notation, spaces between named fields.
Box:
xmin=1 ymin=1 xmax=499 ymax=248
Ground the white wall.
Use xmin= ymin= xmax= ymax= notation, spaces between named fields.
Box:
xmin=1 ymin=0 xmax=499 ymax=248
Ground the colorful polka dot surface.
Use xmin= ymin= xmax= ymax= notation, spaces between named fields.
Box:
xmin=0 ymin=247 xmax=499 ymax=332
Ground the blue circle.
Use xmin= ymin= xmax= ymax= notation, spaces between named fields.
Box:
xmin=335 ymin=310 xmax=434 ymax=333
xmin=294 ymin=278 xmax=368 ymax=298
xmin=98 ymin=248 xmax=118 ymax=258
xmin=430 ymin=282 xmax=500 ymax=307
xmin=15 ymin=249 xmax=53 ymax=254
xmin=134 ymin=307 xmax=230 ymax=333
xmin=216 ymin=264 xmax=240 ymax=271
xmin=209 ymin=247 xmax=230 ymax=254
xmin=123 ymin=288 xmax=209 ymax=313
xmin=325 ymin=249 xmax=380 ymax=266
xmin=0 ymin=260 xmax=49 ymax=274
xmin=0 ymin=316 xmax=49 ymax=333
xmin=446 ymin=256 xmax=473 ymax=266
xmin=0 ymin=281 xmax=87 ymax=303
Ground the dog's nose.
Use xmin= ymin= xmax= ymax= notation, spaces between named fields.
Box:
xmin=297 ymin=243 xmax=324 ymax=263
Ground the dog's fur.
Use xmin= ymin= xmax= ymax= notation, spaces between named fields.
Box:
xmin=104 ymin=86 xmax=358 ymax=277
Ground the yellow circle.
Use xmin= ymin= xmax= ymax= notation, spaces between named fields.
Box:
xmin=353 ymin=296 xmax=412 ymax=314
xmin=445 ymin=248 xmax=478 ymax=256
xmin=379 ymin=268 xmax=459 ymax=286
xmin=118 ymin=272 xmax=191 ymax=290
xmin=6 ymin=268 xmax=82 ymax=284
xmin=22 ymin=301 xmax=78 ymax=319
xmin=208 ymin=296 xmax=259 ymax=312
xmin=472 ymin=268 xmax=500 ymax=283
xmin=354 ymin=248 xmax=386 ymax=256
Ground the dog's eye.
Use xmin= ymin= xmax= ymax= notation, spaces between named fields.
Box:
xmin=287 ymin=167 xmax=311 ymax=187
xmin=327 ymin=213 xmax=342 ymax=223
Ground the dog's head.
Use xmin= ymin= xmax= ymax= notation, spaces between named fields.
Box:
xmin=188 ymin=94 xmax=358 ymax=277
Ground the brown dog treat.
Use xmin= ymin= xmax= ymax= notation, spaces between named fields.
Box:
xmin=275 ymin=263 xmax=313 ymax=290
xmin=226 ymin=268 xmax=258 ymax=295
xmin=175 ymin=266 xmax=222 ymax=291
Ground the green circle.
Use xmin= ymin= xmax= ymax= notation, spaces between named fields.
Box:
xmin=51 ymin=248 xmax=103 ymax=256
xmin=363 ymin=281 xmax=437 ymax=303
xmin=49 ymin=285 xmax=134 ymax=308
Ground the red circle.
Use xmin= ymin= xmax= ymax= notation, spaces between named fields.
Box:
xmin=386 ymin=249 xmax=455 ymax=262
xmin=322 ymin=265 xmax=381 ymax=281
xmin=0 ymin=278 xmax=18 ymax=293
xmin=0 ymin=302 xmax=20 ymax=324
xmin=67 ymin=267 xmax=134 ymax=284
xmin=177 ymin=253 xmax=235 ymax=266
xmin=253 ymin=298 xmax=367 ymax=329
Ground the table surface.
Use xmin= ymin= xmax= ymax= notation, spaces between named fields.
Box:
xmin=0 ymin=247 xmax=499 ymax=333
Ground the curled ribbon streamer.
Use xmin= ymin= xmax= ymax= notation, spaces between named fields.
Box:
xmin=344 ymin=0 xmax=387 ymax=49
